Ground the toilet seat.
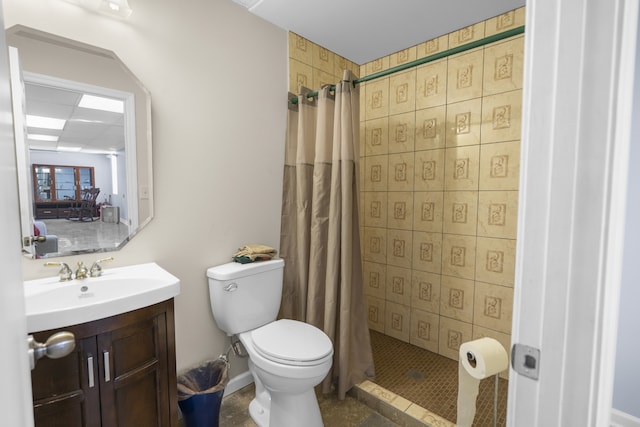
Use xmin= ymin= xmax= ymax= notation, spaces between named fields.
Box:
xmin=250 ymin=319 xmax=333 ymax=366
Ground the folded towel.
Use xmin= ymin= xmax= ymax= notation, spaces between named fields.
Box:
xmin=233 ymin=244 xmax=277 ymax=264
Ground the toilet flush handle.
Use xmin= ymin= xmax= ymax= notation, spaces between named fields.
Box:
xmin=224 ymin=282 xmax=238 ymax=292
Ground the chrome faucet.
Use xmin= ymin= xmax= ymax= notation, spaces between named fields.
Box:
xmin=44 ymin=262 xmax=73 ymax=281
xmin=90 ymin=257 xmax=114 ymax=277
xmin=75 ymin=261 xmax=89 ymax=280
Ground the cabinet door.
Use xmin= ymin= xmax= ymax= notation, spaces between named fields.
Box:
xmin=33 ymin=165 xmax=52 ymax=202
xmin=31 ymin=335 xmax=101 ymax=427
xmin=98 ymin=313 xmax=171 ymax=427
xmin=78 ymin=167 xmax=94 ymax=192
xmin=30 ymin=301 xmax=177 ymax=427
xmin=54 ymin=166 xmax=76 ymax=201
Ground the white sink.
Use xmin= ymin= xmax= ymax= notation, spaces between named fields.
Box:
xmin=24 ymin=262 xmax=180 ymax=333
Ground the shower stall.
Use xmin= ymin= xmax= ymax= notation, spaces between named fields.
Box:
xmin=286 ymin=7 xmax=525 ymax=425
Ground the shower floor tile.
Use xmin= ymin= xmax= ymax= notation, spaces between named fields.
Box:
xmin=369 ymin=330 xmax=508 ymax=426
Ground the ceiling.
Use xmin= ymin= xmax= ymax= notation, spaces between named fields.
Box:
xmin=235 ymin=0 xmax=526 ymax=65
xmin=25 ymin=82 xmax=125 ymax=153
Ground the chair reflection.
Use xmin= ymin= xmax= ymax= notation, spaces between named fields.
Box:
xmin=67 ymin=188 xmax=100 ymax=222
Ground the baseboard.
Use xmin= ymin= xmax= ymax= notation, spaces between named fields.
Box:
xmin=224 ymin=370 xmax=253 ymax=397
xmin=611 ymin=408 xmax=640 ymax=427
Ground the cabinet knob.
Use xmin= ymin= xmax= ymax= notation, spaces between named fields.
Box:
xmin=28 ymin=332 xmax=76 ymax=370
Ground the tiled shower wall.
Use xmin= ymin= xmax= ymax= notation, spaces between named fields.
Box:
xmin=359 ymin=8 xmax=525 ymax=372
xmin=288 ymin=33 xmax=359 ymax=94
xmin=287 ymin=7 xmax=525 ymax=373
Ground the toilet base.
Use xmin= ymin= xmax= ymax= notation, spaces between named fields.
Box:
xmin=268 ymin=388 xmax=323 ymax=427
xmin=249 ymin=397 xmax=269 ymax=427
xmin=247 ymin=388 xmax=323 ymax=427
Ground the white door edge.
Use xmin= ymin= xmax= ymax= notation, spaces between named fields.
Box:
xmin=509 ymin=0 xmax=638 ymax=425
xmin=0 ymin=5 xmax=34 ymax=425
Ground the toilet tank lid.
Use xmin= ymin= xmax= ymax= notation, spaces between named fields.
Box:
xmin=207 ymin=258 xmax=284 ymax=280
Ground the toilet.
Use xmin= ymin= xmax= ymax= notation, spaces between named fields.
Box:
xmin=207 ymin=259 xmax=333 ymax=427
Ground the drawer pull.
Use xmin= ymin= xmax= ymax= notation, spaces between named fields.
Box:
xmin=104 ymin=351 xmax=110 ymax=382
xmin=88 ymin=356 xmax=95 ymax=388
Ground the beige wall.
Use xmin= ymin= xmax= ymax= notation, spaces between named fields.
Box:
xmin=5 ymin=0 xmax=288 ymax=378
xmin=358 ymin=8 xmax=525 ymax=374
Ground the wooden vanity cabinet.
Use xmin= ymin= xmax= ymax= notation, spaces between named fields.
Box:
xmin=30 ymin=300 xmax=178 ymax=427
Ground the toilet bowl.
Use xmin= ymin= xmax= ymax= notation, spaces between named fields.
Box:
xmin=207 ymin=259 xmax=334 ymax=427
xmin=239 ymin=319 xmax=332 ymax=427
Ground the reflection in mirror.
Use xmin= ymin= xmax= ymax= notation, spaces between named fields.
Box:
xmin=7 ymin=25 xmax=153 ymax=258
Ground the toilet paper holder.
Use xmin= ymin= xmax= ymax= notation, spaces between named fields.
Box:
xmin=466 ymin=351 xmax=477 ymax=368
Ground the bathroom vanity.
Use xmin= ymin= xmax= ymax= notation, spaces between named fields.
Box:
xmin=30 ymin=300 xmax=178 ymax=427
xmin=24 ymin=262 xmax=180 ymax=426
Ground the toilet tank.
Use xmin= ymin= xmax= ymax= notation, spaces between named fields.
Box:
xmin=207 ymin=259 xmax=284 ymax=336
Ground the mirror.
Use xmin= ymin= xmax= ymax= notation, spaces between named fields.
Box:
xmin=7 ymin=25 xmax=153 ymax=258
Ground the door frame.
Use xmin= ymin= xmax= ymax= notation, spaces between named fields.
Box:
xmin=508 ymin=0 xmax=638 ymax=425
xmin=21 ymin=71 xmax=139 ymax=233
xmin=0 ymin=3 xmax=35 ymax=425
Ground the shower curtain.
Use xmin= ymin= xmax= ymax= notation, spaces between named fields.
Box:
xmin=279 ymin=70 xmax=375 ymax=399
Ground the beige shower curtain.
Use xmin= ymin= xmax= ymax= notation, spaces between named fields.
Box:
xmin=279 ymin=70 xmax=375 ymax=399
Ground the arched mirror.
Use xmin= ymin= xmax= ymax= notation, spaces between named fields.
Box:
xmin=7 ymin=25 xmax=153 ymax=258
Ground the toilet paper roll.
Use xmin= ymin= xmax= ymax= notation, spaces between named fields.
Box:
xmin=460 ymin=337 xmax=509 ymax=380
xmin=456 ymin=338 xmax=508 ymax=427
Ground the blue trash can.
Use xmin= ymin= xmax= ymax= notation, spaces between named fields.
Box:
xmin=177 ymin=358 xmax=229 ymax=427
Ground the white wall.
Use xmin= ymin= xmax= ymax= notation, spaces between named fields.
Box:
xmin=5 ymin=0 xmax=288 ymax=379
xmin=612 ymin=6 xmax=640 ymax=418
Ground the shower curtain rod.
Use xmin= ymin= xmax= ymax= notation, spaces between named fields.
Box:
xmin=289 ymin=25 xmax=525 ymax=105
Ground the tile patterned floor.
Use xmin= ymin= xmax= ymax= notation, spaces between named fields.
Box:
xmin=368 ymin=330 xmax=508 ymax=426
xmin=210 ymin=328 xmax=508 ymax=427
xmin=215 ymin=384 xmax=400 ymax=427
